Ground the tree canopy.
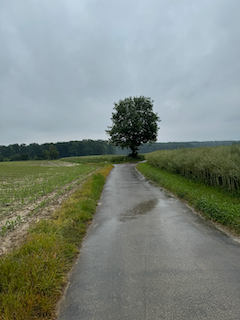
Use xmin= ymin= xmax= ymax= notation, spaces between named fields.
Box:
xmin=47 ymin=145 xmax=59 ymax=160
xmin=106 ymin=96 xmax=161 ymax=157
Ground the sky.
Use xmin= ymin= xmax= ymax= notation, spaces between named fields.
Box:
xmin=0 ymin=0 xmax=239 ymax=146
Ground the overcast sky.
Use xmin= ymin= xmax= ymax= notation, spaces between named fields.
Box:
xmin=0 ymin=0 xmax=239 ymax=146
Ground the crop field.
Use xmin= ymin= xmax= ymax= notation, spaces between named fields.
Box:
xmin=61 ymin=154 xmax=145 ymax=164
xmin=145 ymin=144 xmax=240 ymax=194
xmin=0 ymin=160 xmax=96 ymax=231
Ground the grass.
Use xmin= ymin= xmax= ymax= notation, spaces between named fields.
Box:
xmin=0 ymin=165 xmax=112 ymax=320
xmin=145 ymin=145 xmax=240 ymax=194
xmin=137 ymin=162 xmax=240 ymax=233
xmin=61 ymin=154 xmax=145 ymax=164
xmin=0 ymin=160 xmax=96 ymax=219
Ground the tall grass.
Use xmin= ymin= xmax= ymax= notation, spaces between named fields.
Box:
xmin=146 ymin=145 xmax=240 ymax=194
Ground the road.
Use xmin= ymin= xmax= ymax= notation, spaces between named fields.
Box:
xmin=57 ymin=163 xmax=240 ymax=320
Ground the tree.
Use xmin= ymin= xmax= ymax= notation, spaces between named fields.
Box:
xmin=47 ymin=145 xmax=59 ymax=160
xmin=106 ymin=96 xmax=160 ymax=157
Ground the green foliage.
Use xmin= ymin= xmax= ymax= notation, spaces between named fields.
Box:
xmin=137 ymin=162 xmax=240 ymax=232
xmin=0 ymin=216 xmax=23 ymax=236
xmin=1 ymin=140 xmax=238 ymax=161
xmin=0 ymin=165 xmax=112 ymax=319
xmin=61 ymin=154 xmax=145 ymax=164
xmin=135 ymin=140 xmax=239 ymax=154
xmin=0 ymin=234 xmax=72 ymax=320
xmin=46 ymin=145 xmax=59 ymax=160
xmin=106 ymin=96 xmax=160 ymax=157
xmin=0 ymin=140 xmax=116 ymax=161
xmin=145 ymin=145 xmax=240 ymax=193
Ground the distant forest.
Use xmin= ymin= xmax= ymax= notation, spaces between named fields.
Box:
xmin=0 ymin=140 xmax=115 ymax=161
xmin=0 ymin=139 xmax=239 ymax=161
xmin=119 ymin=140 xmax=240 ymax=155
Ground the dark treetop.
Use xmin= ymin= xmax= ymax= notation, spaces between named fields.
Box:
xmin=106 ymin=96 xmax=161 ymax=157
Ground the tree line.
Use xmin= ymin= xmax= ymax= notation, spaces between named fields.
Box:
xmin=0 ymin=139 xmax=238 ymax=162
xmin=115 ymin=140 xmax=239 ymax=155
xmin=0 ymin=140 xmax=115 ymax=161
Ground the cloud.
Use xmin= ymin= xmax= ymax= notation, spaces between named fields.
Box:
xmin=0 ymin=0 xmax=239 ymax=145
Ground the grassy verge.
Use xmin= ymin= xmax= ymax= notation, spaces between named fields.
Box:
xmin=0 ymin=165 xmax=112 ymax=320
xmin=137 ymin=162 xmax=240 ymax=233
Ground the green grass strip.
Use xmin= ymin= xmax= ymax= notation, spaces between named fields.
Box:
xmin=61 ymin=154 xmax=145 ymax=164
xmin=137 ymin=162 xmax=240 ymax=233
xmin=0 ymin=165 xmax=112 ymax=320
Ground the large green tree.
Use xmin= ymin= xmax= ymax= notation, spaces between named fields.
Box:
xmin=106 ymin=96 xmax=161 ymax=157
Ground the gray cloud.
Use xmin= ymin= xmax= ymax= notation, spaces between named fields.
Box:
xmin=0 ymin=0 xmax=239 ymax=145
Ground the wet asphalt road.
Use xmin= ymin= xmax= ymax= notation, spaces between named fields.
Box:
xmin=57 ymin=163 xmax=240 ymax=320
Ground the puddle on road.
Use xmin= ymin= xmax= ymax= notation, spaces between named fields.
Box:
xmin=119 ymin=198 xmax=158 ymax=222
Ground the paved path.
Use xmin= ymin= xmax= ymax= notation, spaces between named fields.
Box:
xmin=58 ymin=163 xmax=240 ymax=320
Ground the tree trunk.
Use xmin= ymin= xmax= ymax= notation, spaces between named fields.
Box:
xmin=130 ymin=146 xmax=138 ymax=158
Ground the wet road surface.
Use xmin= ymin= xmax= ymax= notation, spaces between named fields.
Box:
xmin=57 ymin=163 xmax=240 ymax=320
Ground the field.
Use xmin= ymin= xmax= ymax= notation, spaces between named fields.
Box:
xmin=0 ymin=160 xmax=97 ymax=254
xmin=145 ymin=144 xmax=240 ymax=194
xmin=61 ymin=154 xmax=145 ymax=164
xmin=0 ymin=150 xmax=240 ymax=319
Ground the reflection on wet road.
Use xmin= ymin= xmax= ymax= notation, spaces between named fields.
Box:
xmin=119 ymin=199 xmax=158 ymax=221
xmin=58 ymin=163 xmax=240 ymax=320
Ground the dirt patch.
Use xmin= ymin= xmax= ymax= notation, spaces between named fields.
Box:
xmin=0 ymin=170 xmax=98 ymax=257
xmin=40 ymin=161 xmax=79 ymax=167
